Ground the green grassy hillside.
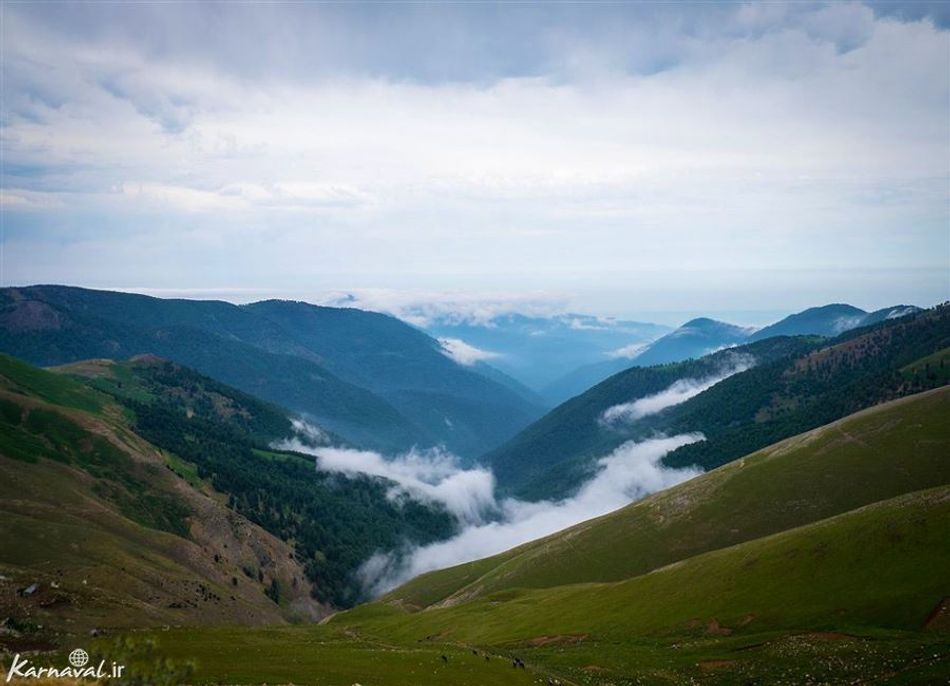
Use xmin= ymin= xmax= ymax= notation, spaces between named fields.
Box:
xmin=0 ymin=355 xmax=327 ymax=652
xmin=0 ymin=353 xmax=458 ymax=653
xmin=9 ymin=378 xmax=948 ymax=684
xmin=106 ymin=483 xmax=950 ymax=686
xmin=390 ymin=386 xmax=950 ymax=609
xmin=348 ymin=486 xmax=950 ymax=642
xmin=325 ymin=485 xmax=950 ymax=684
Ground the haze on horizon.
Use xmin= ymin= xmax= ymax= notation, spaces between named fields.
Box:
xmin=2 ymin=1 xmax=948 ymax=320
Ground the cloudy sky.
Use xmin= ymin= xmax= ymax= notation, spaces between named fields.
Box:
xmin=2 ymin=1 xmax=948 ymax=318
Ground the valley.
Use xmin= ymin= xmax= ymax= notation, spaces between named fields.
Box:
xmin=1 ymin=293 xmax=947 ymax=684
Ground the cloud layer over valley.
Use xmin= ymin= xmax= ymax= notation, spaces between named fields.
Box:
xmin=280 ymin=364 xmax=750 ymax=594
xmin=600 ymin=355 xmax=755 ymax=425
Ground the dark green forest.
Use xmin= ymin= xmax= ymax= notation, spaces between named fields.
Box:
xmin=84 ymin=360 xmax=457 ymax=607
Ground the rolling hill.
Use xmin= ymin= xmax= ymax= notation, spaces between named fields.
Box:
xmin=118 ymin=387 xmax=950 ymax=686
xmin=391 ymin=386 xmax=950 ymax=608
xmin=0 ymin=354 xmax=328 ymax=650
xmin=0 ymin=286 xmax=544 ymax=457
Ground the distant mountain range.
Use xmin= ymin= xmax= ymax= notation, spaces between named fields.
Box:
xmin=521 ymin=304 xmax=923 ymax=403
xmin=0 ymin=286 xmax=544 ymax=459
xmin=0 ymin=286 xmax=929 ymax=462
xmin=485 ymin=304 xmax=948 ymax=500
xmin=541 ymin=317 xmax=754 ymax=403
xmin=420 ymin=312 xmax=670 ymax=395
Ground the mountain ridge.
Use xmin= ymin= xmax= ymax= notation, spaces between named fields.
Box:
xmin=0 ymin=285 xmax=543 ymax=458
xmin=486 ymin=304 xmax=948 ymax=500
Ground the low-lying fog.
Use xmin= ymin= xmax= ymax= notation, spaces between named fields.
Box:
xmin=276 ymin=360 xmax=751 ymax=595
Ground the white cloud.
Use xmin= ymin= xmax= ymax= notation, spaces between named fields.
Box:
xmin=359 ymin=434 xmax=704 ymax=595
xmin=276 ymin=422 xmax=703 ymax=595
xmin=274 ymin=439 xmax=496 ymax=526
xmin=4 ymin=4 xmax=947 ymax=310
xmin=319 ymin=290 xmax=570 ymax=327
xmin=831 ymin=314 xmax=868 ymax=333
xmin=600 ymin=355 xmax=754 ymax=425
xmin=885 ymin=306 xmax=917 ymax=319
xmin=607 ymin=342 xmax=650 ymax=360
xmin=438 ymin=337 xmax=501 ymax=366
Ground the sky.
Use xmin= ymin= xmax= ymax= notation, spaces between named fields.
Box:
xmin=2 ymin=1 xmax=949 ymax=319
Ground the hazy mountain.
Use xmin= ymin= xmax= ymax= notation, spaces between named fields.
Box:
xmin=0 ymin=286 xmax=543 ymax=458
xmin=542 ymin=305 xmax=925 ymax=405
xmin=420 ymin=312 xmax=669 ymax=392
xmin=747 ymin=303 xmax=922 ymax=341
xmin=541 ymin=317 xmax=752 ymax=404
xmin=748 ymin=303 xmax=868 ymax=340
xmin=862 ymin=304 xmax=923 ymax=325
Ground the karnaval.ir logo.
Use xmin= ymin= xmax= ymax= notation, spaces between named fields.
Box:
xmin=4 ymin=647 xmax=125 ymax=682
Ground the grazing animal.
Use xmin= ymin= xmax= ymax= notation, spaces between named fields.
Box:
xmin=441 ymin=655 xmax=448 ymax=664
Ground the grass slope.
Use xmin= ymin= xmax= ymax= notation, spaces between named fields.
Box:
xmin=0 ymin=356 xmax=327 ymax=651
xmin=111 ymin=484 xmax=950 ymax=686
xmin=12 ymin=384 xmax=948 ymax=685
xmin=391 ymin=386 xmax=950 ymax=609
xmin=2 ymin=353 xmax=457 ymax=612
xmin=327 ymin=486 xmax=950 ymax=685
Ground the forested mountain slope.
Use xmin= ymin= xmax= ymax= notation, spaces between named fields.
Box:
xmin=0 ymin=352 xmax=457 ymax=656
xmin=487 ymin=304 xmax=949 ymax=500
xmin=0 ymin=286 xmax=543 ymax=457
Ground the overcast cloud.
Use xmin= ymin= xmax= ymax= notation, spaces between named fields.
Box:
xmin=2 ymin=2 xmax=948 ymax=313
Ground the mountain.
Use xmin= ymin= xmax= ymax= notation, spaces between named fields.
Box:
xmin=862 ymin=303 xmax=924 ymax=325
xmin=748 ymin=303 xmax=868 ymax=340
xmin=543 ymin=305 xmax=924 ymax=405
xmin=0 ymin=353 xmax=327 ymax=648
xmin=630 ymin=317 xmax=752 ymax=364
xmin=748 ymin=303 xmax=923 ymax=341
xmin=140 ymin=389 xmax=950 ymax=685
xmin=486 ymin=304 xmax=948 ymax=500
xmin=541 ymin=317 xmax=752 ymax=403
xmin=0 ymin=286 xmax=544 ymax=458
xmin=486 ymin=336 xmax=811 ymax=499
xmin=243 ymin=299 xmax=545 ymax=454
xmin=0 ymin=351 xmax=457 ymax=650
xmin=420 ymin=312 xmax=669 ymax=393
